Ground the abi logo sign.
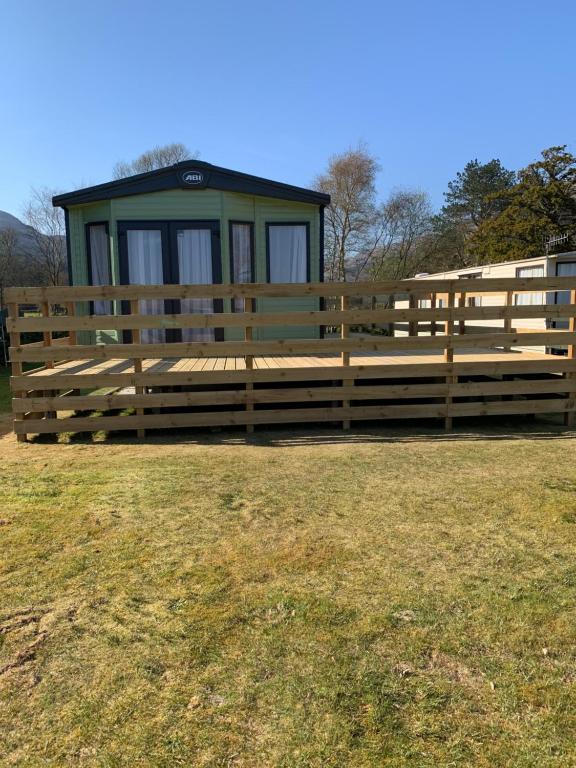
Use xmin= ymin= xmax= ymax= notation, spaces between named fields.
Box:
xmin=181 ymin=170 xmax=204 ymax=186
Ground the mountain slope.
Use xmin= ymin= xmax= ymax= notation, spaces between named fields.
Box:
xmin=0 ymin=210 xmax=40 ymax=252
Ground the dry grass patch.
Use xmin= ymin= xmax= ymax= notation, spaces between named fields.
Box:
xmin=1 ymin=425 xmax=576 ymax=766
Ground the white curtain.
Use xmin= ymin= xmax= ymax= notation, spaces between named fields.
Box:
xmin=231 ymin=223 xmax=252 ymax=311
xmin=89 ymin=224 xmax=111 ymax=315
xmin=269 ymin=225 xmax=307 ymax=282
xmin=127 ymin=229 xmax=165 ymax=343
xmin=177 ymin=229 xmax=214 ymax=341
xmin=515 ymin=265 xmax=544 ymax=306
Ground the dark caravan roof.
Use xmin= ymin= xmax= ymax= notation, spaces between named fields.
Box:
xmin=53 ymin=160 xmax=330 ymax=208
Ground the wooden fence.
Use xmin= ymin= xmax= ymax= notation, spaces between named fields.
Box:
xmin=5 ymin=277 xmax=576 ymax=440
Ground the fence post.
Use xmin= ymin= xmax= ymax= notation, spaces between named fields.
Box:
xmin=565 ymin=288 xmax=576 ymax=427
xmin=40 ymin=300 xmax=57 ymax=421
xmin=503 ymin=290 xmax=513 ymax=333
xmin=66 ymin=301 xmax=77 ymax=347
xmin=244 ymin=296 xmax=254 ymax=433
xmin=458 ymin=292 xmax=466 ymax=335
xmin=7 ymin=302 xmax=27 ymax=442
xmin=130 ymin=299 xmax=145 ymax=439
xmin=387 ymin=293 xmax=395 ymax=336
xmin=430 ymin=293 xmax=437 ymax=336
xmin=65 ymin=301 xmax=80 ymax=395
xmin=444 ymin=289 xmax=455 ymax=431
xmin=41 ymin=301 xmax=53 ymax=370
xmin=503 ymin=289 xmax=513 ymax=350
xmin=408 ymin=294 xmax=418 ymax=336
xmin=341 ymin=294 xmax=352 ymax=430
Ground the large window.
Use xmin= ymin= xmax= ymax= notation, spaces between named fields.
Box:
xmin=266 ymin=223 xmax=309 ymax=283
xmin=515 ymin=265 xmax=545 ymax=306
xmin=86 ymin=223 xmax=111 ymax=315
xmin=176 ymin=227 xmax=215 ymax=341
xmin=117 ymin=220 xmax=222 ymax=344
xmin=126 ymin=228 xmax=166 ymax=343
xmin=230 ymin=222 xmax=254 ymax=311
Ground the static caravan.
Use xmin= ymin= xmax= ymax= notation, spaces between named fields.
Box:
xmin=395 ymin=253 xmax=576 ymax=352
xmin=52 ymin=161 xmax=329 ymax=341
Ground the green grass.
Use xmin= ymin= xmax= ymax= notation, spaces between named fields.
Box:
xmin=2 ymin=429 xmax=576 ymax=766
xmin=0 ymin=365 xmax=11 ymax=412
xmin=0 ymin=363 xmax=44 ymax=414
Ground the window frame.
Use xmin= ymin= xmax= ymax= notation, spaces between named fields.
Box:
xmin=514 ymin=264 xmax=545 ymax=306
xmin=554 ymin=260 xmax=576 ymax=303
xmin=117 ymin=219 xmax=222 ymax=287
xmin=116 ymin=219 xmax=223 ymax=342
xmin=265 ymin=221 xmax=310 ymax=283
xmin=458 ymin=272 xmax=482 ymax=279
xmin=553 ymin=261 xmax=576 ymax=332
xmin=85 ymin=221 xmax=112 ymax=316
xmin=555 ymin=260 xmax=576 ymax=274
xmin=85 ymin=221 xmax=112 ymax=287
xmin=229 ymin=219 xmax=255 ymax=284
xmin=167 ymin=220 xmax=222 ymax=287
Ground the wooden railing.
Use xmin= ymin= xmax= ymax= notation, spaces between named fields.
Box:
xmin=5 ymin=277 xmax=576 ymax=440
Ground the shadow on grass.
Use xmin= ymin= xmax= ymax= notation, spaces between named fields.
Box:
xmin=26 ymin=412 xmax=576 ymax=448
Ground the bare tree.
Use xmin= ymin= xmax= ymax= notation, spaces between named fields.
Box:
xmin=113 ymin=142 xmax=198 ymax=179
xmin=360 ymin=189 xmax=436 ymax=281
xmin=0 ymin=226 xmax=28 ymax=363
xmin=0 ymin=227 xmax=19 ymax=309
xmin=315 ymin=146 xmax=380 ymax=281
xmin=23 ymin=188 xmax=67 ymax=286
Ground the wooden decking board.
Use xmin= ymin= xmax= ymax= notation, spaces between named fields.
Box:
xmin=20 ymin=347 xmax=558 ymax=383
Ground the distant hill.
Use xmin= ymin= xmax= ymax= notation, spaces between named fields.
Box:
xmin=0 ymin=209 xmax=68 ymax=290
xmin=0 ymin=210 xmax=40 ymax=253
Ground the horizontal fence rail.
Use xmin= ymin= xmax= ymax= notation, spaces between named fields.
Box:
xmin=9 ymin=333 xmax=576 ymax=363
xmin=5 ymin=277 xmax=576 ymax=440
xmin=6 ymin=275 xmax=576 ymax=302
xmin=8 ymin=304 xmax=576 ymax=334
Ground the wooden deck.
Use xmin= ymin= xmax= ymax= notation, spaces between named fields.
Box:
xmin=20 ymin=347 xmax=563 ymax=377
xmin=5 ymin=277 xmax=576 ymax=439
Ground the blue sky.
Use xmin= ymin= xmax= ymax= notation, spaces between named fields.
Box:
xmin=1 ymin=0 xmax=575 ymax=218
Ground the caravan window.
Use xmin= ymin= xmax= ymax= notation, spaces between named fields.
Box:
xmin=86 ymin=223 xmax=112 ymax=315
xmin=515 ymin=265 xmax=545 ymax=305
xmin=230 ymin=222 xmax=254 ymax=311
xmin=267 ymin=224 xmax=309 ymax=283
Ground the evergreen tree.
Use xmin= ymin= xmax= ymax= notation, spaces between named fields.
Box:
xmin=471 ymin=146 xmax=576 ymax=262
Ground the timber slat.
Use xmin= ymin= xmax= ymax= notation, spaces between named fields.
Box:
xmin=10 ymin=357 xmax=576 ymax=393
xmin=6 ymin=276 xmax=576 ymax=303
xmin=11 ymin=384 xmax=451 ymax=413
xmin=12 ymin=377 xmax=576 ymax=414
xmin=14 ymin=397 xmax=573 ymax=435
xmin=10 ymin=303 xmax=576 ymax=333
xmin=11 ymin=331 xmax=576 ymax=363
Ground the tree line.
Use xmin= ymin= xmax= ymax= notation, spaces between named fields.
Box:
xmin=2 ymin=141 xmax=575 ymax=304
xmin=316 ymin=144 xmax=576 ymax=281
xmin=0 ymin=144 xmax=197 ymax=306
xmin=0 ymin=188 xmax=70 ymax=310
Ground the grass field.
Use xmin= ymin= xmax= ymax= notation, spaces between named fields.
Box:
xmin=1 ymin=420 xmax=576 ymax=767
xmin=0 ymin=367 xmax=575 ymax=765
